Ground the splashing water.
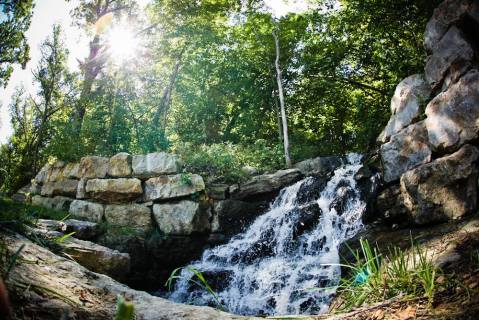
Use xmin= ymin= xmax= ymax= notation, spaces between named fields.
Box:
xmin=169 ymin=154 xmax=367 ymax=316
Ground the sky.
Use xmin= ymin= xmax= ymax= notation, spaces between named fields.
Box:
xmin=0 ymin=0 xmax=314 ymax=144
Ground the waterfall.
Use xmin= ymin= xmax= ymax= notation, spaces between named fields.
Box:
xmin=169 ymin=154 xmax=367 ymax=316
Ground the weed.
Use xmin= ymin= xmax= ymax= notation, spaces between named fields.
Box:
xmin=336 ymin=238 xmax=439 ymax=311
xmin=166 ymin=266 xmax=225 ymax=310
xmin=180 ymin=173 xmax=193 ymax=186
xmin=115 ymin=295 xmax=134 ymax=320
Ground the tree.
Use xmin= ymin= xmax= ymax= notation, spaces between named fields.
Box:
xmin=272 ymin=27 xmax=291 ymax=168
xmin=0 ymin=0 xmax=34 ymax=87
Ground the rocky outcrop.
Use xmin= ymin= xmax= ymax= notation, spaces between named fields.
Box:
xmin=400 ymin=144 xmax=479 ymax=225
xmin=132 ymin=152 xmax=181 ymax=178
xmin=144 ymin=174 xmax=205 ymax=201
xmin=85 ymin=178 xmax=143 ymax=203
xmin=378 ymin=75 xmax=431 ymax=143
xmin=380 ymin=121 xmax=432 ymax=183
xmin=425 ymin=69 xmax=479 ymax=153
xmin=4 ymin=233 xmax=244 ymax=320
xmin=230 ymin=169 xmax=303 ymax=200
xmin=153 ymin=201 xmax=210 ymax=235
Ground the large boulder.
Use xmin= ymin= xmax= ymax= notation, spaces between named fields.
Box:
xmin=33 ymin=163 xmax=51 ymax=185
xmin=85 ymin=178 xmax=143 ymax=203
xmin=380 ymin=121 xmax=432 ymax=183
xmin=377 ymin=74 xmax=431 ymax=143
xmin=375 ymin=185 xmax=408 ymax=226
xmin=69 ymin=200 xmax=104 ymax=222
xmin=63 ymin=219 xmax=102 ymax=240
xmin=230 ymin=169 xmax=304 ymax=200
xmin=62 ymin=162 xmax=80 ymax=179
xmin=104 ymin=204 xmax=152 ymax=233
xmin=425 ymin=69 xmax=479 ymax=153
xmin=294 ymin=156 xmax=344 ymax=177
xmin=32 ymin=195 xmax=73 ymax=212
xmin=132 ymin=152 xmax=180 ymax=178
xmin=425 ymin=26 xmax=474 ymax=91
xmin=108 ymin=152 xmax=132 ymax=177
xmin=78 ymin=156 xmax=109 ymax=179
xmin=40 ymin=179 xmax=79 ymax=197
xmin=152 ymin=201 xmax=211 ymax=235
xmin=400 ymin=144 xmax=479 ymax=225
xmin=144 ymin=174 xmax=205 ymax=202
xmin=424 ymin=0 xmax=479 ymax=52
xmin=211 ymin=199 xmax=268 ymax=236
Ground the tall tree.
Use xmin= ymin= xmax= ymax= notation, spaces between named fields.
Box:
xmin=0 ymin=0 xmax=34 ymax=87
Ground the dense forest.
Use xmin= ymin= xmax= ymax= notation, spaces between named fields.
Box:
xmin=0 ymin=0 xmax=441 ymax=193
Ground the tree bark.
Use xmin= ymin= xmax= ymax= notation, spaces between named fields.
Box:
xmin=273 ymin=28 xmax=292 ymax=168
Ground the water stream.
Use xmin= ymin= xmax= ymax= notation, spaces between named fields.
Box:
xmin=169 ymin=154 xmax=367 ymax=316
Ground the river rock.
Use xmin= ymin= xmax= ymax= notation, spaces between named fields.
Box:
xmin=377 ymin=74 xmax=431 ymax=143
xmin=380 ymin=121 xmax=432 ymax=183
xmin=425 ymin=69 xmax=479 ymax=153
xmin=153 ymin=201 xmax=211 ymax=235
xmin=108 ymin=152 xmax=132 ymax=177
xmin=231 ymin=169 xmax=303 ymax=200
xmin=425 ymin=26 xmax=474 ymax=91
xmin=132 ymin=152 xmax=180 ymax=178
xmin=32 ymin=195 xmax=73 ymax=212
xmin=144 ymin=174 xmax=205 ymax=202
xmin=69 ymin=200 xmax=104 ymax=222
xmin=400 ymin=144 xmax=479 ymax=225
xmin=424 ymin=0 xmax=479 ymax=52
xmin=78 ymin=156 xmax=109 ymax=178
xmin=294 ymin=156 xmax=344 ymax=177
xmin=85 ymin=178 xmax=143 ymax=203
xmin=40 ymin=179 xmax=79 ymax=197
xmin=104 ymin=204 xmax=152 ymax=233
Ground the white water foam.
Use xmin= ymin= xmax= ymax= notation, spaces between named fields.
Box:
xmin=169 ymin=154 xmax=366 ymax=316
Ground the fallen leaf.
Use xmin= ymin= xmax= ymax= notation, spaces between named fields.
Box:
xmin=395 ymin=306 xmax=416 ymax=320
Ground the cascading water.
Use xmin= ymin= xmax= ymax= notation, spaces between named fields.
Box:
xmin=169 ymin=154 xmax=368 ymax=316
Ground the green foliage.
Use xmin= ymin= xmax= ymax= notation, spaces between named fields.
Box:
xmin=166 ymin=266 xmax=225 ymax=310
xmin=173 ymin=140 xmax=283 ymax=183
xmin=114 ymin=295 xmax=135 ymax=320
xmin=336 ymin=238 xmax=439 ymax=311
xmin=0 ymin=0 xmax=34 ymax=87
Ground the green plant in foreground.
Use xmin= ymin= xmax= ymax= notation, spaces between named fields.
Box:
xmin=166 ymin=266 xmax=225 ymax=311
xmin=336 ymin=238 xmax=439 ymax=311
xmin=115 ymin=295 xmax=134 ymax=320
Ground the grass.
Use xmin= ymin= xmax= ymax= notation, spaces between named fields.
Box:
xmin=115 ymin=295 xmax=135 ymax=320
xmin=335 ymin=238 xmax=439 ymax=312
xmin=166 ymin=266 xmax=225 ymax=311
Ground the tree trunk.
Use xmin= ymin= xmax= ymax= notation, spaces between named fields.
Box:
xmin=273 ymin=28 xmax=292 ymax=168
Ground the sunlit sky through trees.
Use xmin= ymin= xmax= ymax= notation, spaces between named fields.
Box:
xmin=0 ymin=0 xmax=314 ymax=143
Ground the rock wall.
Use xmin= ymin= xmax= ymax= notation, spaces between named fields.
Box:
xmin=23 ymin=151 xmax=333 ymax=289
xmin=376 ymin=0 xmax=479 ymax=227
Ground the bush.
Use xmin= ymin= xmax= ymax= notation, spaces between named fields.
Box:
xmin=171 ymin=140 xmax=285 ymax=183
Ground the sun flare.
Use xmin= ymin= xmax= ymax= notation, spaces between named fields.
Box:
xmin=107 ymin=24 xmax=139 ymax=63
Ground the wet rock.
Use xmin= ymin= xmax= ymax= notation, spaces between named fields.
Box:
xmin=85 ymin=178 xmax=143 ymax=203
xmin=377 ymin=74 xmax=431 ymax=143
xmin=230 ymin=169 xmax=303 ymax=200
xmin=104 ymin=204 xmax=152 ymax=233
xmin=69 ymin=200 xmax=104 ymax=222
xmin=329 ymin=186 xmax=355 ymax=216
xmin=211 ymin=199 xmax=268 ymax=236
xmin=400 ymin=144 xmax=479 ymax=225
xmin=380 ymin=121 xmax=432 ymax=183
xmin=294 ymin=156 xmax=345 ymax=177
xmin=425 ymin=69 xmax=479 ymax=153
xmin=132 ymin=152 xmax=180 ymax=178
xmin=295 ymin=176 xmax=329 ymax=205
xmin=153 ymin=201 xmax=211 ymax=235
xmin=40 ymin=179 xmax=79 ymax=197
xmin=108 ymin=152 xmax=132 ymax=177
xmin=425 ymin=26 xmax=474 ymax=91
xmin=144 ymin=174 xmax=205 ymax=202
xmin=292 ymin=203 xmax=323 ymax=239
xmin=32 ymin=195 xmax=73 ymax=212
xmin=375 ymin=185 xmax=409 ymax=225
xmin=78 ymin=156 xmax=109 ymax=179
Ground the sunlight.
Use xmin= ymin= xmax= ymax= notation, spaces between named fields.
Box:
xmin=106 ymin=24 xmax=139 ymax=63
